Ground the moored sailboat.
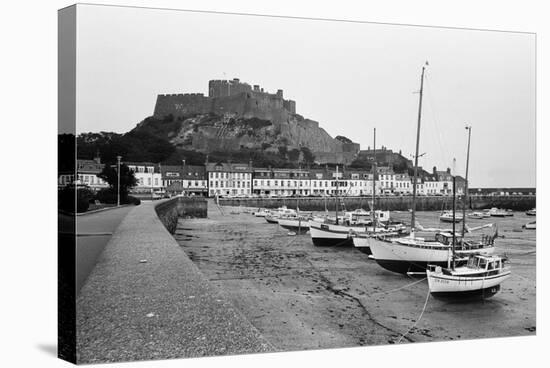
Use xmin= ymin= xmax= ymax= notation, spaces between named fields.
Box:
xmin=369 ymin=63 xmax=495 ymax=275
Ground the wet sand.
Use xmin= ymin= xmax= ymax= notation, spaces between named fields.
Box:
xmin=174 ymin=201 xmax=536 ymax=350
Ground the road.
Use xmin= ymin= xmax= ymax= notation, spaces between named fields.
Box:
xmin=76 ymin=205 xmax=135 ymax=293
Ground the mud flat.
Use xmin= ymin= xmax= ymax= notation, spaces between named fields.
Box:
xmin=174 ymin=200 xmax=536 ymax=350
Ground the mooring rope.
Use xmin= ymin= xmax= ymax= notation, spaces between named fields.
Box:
xmin=370 ymin=277 xmax=427 ymax=297
xmin=396 ymin=285 xmax=431 ymax=343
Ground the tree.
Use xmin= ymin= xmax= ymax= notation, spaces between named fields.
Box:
xmin=97 ymin=163 xmax=138 ymax=203
xmin=300 ymin=147 xmax=315 ymax=164
xmin=288 ymin=148 xmax=301 ymax=162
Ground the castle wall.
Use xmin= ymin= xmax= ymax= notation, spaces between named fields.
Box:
xmin=314 ymin=151 xmax=357 ymax=165
xmin=154 ymin=93 xmax=212 ymax=118
xmin=283 ymin=100 xmax=296 ymax=114
xmin=155 ymin=79 xmax=297 ymax=121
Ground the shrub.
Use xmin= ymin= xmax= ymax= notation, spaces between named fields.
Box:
xmin=95 ymin=188 xmax=118 ymax=204
xmin=126 ymin=196 xmax=141 ymax=205
xmin=58 ymin=185 xmax=93 ymax=213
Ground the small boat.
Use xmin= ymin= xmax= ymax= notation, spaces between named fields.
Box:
xmin=440 ymin=210 xmax=463 ymax=223
xmin=525 ymin=208 xmax=536 ymax=216
xmin=254 ymin=209 xmax=270 ymax=217
xmin=264 ymin=206 xmax=297 ymax=223
xmin=468 ymin=211 xmax=490 ymax=219
xmin=427 ymin=253 xmax=511 ymax=299
xmin=523 ymin=221 xmax=536 ymax=230
xmin=487 ymin=207 xmax=509 ymax=217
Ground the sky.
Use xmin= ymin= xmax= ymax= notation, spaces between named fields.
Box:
xmin=75 ymin=4 xmax=536 ymax=188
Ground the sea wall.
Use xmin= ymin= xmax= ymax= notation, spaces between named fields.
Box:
xmin=155 ymin=197 xmax=208 ymax=234
xmin=218 ymin=195 xmax=536 ymax=212
xmin=76 ymin=200 xmax=270 ymax=363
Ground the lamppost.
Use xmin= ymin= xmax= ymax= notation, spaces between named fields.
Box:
xmin=116 ymin=156 xmax=122 ymax=206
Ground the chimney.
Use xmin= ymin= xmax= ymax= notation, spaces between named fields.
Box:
xmin=205 ymin=154 xmax=209 ymax=166
xmin=447 ymin=167 xmax=451 ymax=174
xmin=433 ymin=166 xmax=437 ymax=175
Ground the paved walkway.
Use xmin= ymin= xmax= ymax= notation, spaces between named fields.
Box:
xmin=76 ymin=205 xmax=135 ymax=293
xmin=76 ymin=200 xmax=272 ymax=364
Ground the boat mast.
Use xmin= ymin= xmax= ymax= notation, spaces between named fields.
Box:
xmin=411 ymin=62 xmax=427 ymax=232
xmin=372 ymin=128 xmax=376 ymax=230
xmin=462 ymin=126 xmax=472 ymax=237
xmin=335 ymin=165 xmax=339 ymax=225
xmin=452 ymin=175 xmax=457 ymax=270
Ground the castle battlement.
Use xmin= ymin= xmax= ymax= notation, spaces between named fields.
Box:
xmin=154 ymin=78 xmax=297 ymax=120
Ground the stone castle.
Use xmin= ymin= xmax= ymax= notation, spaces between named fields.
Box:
xmin=154 ymin=78 xmax=297 ymax=123
xmin=152 ymin=78 xmax=361 ymax=164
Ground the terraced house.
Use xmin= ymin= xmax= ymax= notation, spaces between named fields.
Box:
xmin=206 ymin=162 xmax=253 ymax=197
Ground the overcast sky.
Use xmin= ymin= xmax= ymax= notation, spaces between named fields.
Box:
xmin=75 ymin=4 xmax=535 ymax=188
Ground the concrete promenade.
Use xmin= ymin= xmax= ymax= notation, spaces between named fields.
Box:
xmin=76 ymin=200 xmax=272 ymax=364
xmin=76 ymin=205 xmax=134 ymax=293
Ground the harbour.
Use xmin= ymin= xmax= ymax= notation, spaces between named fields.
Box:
xmin=174 ymin=200 xmax=536 ymax=349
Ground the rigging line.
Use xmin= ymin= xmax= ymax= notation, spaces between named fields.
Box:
xmin=424 ymin=75 xmax=453 ymax=170
xmin=396 ymin=285 xmax=431 ymax=344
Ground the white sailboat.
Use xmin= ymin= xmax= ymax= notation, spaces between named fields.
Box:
xmin=369 ymin=63 xmax=495 ymax=274
xmin=352 ymin=128 xmax=409 ymax=254
xmin=309 ymin=165 xmax=368 ymax=246
xmin=276 ymin=195 xmax=312 ymax=234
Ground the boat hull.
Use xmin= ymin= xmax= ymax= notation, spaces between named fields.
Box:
xmin=278 ymin=218 xmax=310 ymax=234
xmin=427 ymin=270 xmax=510 ymax=299
xmin=265 ymin=216 xmax=279 ymax=224
xmin=369 ymin=237 xmax=494 ymax=275
xmin=309 ymin=222 xmax=357 ymax=247
xmin=352 ymin=236 xmax=372 ymax=255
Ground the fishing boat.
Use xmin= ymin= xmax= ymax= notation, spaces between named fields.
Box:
xmin=427 ymin=176 xmax=510 ymax=300
xmin=523 ymin=221 xmax=536 ymax=230
xmin=369 ymin=64 xmax=496 ymax=275
xmin=526 ymin=208 xmax=536 ymax=216
xmin=426 ymin=254 xmax=511 ymax=299
xmin=440 ymin=210 xmax=463 ymax=223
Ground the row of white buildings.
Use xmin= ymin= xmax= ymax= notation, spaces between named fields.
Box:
xmin=59 ymin=156 xmax=464 ymax=198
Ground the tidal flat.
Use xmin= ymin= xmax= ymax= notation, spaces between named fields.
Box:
xmin=174 ymin=200 xmax=536 ymax=350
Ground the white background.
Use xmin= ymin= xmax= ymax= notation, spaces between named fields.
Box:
xmin=0 ymin=0 xmax=546 ymax=367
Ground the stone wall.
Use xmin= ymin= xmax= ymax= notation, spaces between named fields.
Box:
xmin=155 ymin=197 xmax=208 ymax=234
xmin=219 ymin=195 xmax=536 ymax=212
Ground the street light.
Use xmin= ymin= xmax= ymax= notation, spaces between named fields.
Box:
xmin=116 ymin=156 xmax=122 ymax=206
